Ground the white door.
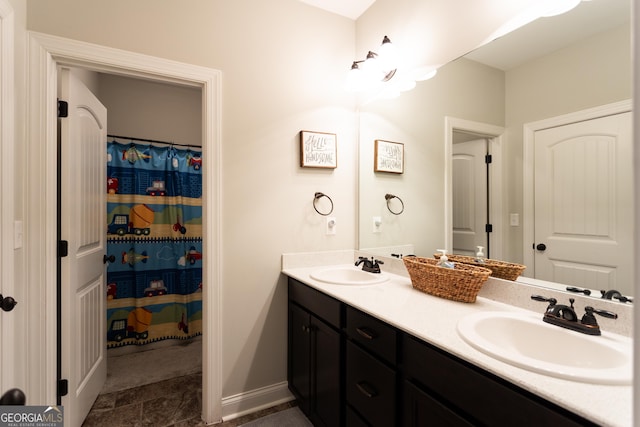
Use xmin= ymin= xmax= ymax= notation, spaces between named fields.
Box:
xmin=59 ymin=68 xmax=107 ymax=426
xmin=534 ymin=112 xmax=633 ymax=295
xmin=452 ymin=138 xmax=488 ymax=256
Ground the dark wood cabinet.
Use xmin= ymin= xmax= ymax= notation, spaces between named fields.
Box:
xmin=287 ymin=277 xmax=598 ymax=427
xmin=402 ymin=334 xmax=598 ymax=427
xmin=288 ymin=279 xmax=341 ymax=427
xmin=403 ymin=380 xmax=473 ymax=427
xmin=345 ymin=340 xmax=396 ymax=426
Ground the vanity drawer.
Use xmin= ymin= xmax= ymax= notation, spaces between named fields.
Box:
xmin=346 ymin=306 xmax=397 ymax=364
xmin=288 ymin=278 xmax=341 ymax=328
xmin=402 ymin=335 xmax=596 ymax=427
xmin=346 ymin=340 xmax=396 ymax=427
xmin=403 ymin=380 xmax=473 ymax=427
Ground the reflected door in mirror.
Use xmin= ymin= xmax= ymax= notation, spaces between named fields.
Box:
xmin=534 ymin=112 xmax=633 ymax=295
xmin=453 ymin=138 xmax=489 ymax=256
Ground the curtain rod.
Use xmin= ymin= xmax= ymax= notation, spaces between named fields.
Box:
xmin=107 ymin=134 xmax=202 ymax=149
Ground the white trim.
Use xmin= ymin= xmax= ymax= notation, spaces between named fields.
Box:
xmin=444 ymin=117 xmax=504 ymax=260
xmin=221 ymin=382 xmax=294 ymax=421
xmin=27 ymin=32 xmax=222 ymax=424
xmin=0 ymin=0 xmax=15 ymax=395
xmin=522 ymin=100 xmax=632 ymax=277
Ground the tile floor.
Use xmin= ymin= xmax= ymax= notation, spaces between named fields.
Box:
xmin=83 ymin=372 xmax=297 ymax=426
xmin=82 ymin=343 xmax=297 ymax=426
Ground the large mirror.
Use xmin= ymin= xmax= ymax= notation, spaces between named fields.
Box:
xmin=358 ymin=0 xmax=633 ymax=300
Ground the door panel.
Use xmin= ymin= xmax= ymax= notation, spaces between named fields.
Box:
xmin=452 ymin=138 xmax=488 ymax=256
xmin=59 ymin=68 xmax=107 ymax=426
xmin=534 ymin=112 xmax=633 ymax=294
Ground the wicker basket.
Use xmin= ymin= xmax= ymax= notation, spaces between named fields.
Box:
xmin=433 ymin=254 xmax=526 ymax=281
xmin=403 ymin=257 xmax=492 ymax=303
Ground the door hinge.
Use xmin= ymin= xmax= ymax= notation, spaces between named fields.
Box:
xmin=57 ymin=100 xmax=68 ymax=118
xmin=485 ymin=224 xmax=493 ymax=233
xmin=485 ymin=154 xmax=492 ymax=164
xmin=58 ymin=240 xmax=68 ymax=258
xmin=58 ymin=379 xmax=68 ymax=397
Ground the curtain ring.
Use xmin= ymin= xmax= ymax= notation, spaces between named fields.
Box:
xmin=385 ymin=193 xmax=404 ymax=215
xmin=313 ymin=192 xmax=334 ymax=216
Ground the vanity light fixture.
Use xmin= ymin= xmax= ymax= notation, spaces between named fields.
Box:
xmin=346 ymin=36 xmax=432 ymax=98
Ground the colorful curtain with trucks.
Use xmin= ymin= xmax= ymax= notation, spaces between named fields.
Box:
xmin=106 ymin=141 xmax=203 ymax=348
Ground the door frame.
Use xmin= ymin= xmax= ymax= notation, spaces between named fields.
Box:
xmin=522 ymin=99 xmax=632 ymax=277
xmin=26 ymin=32 xmax=222 ymax=423
xmin=0 ymin=0 xmax=15 ymax=395
xmin=445 ymin=116 xmax=504 ymax=260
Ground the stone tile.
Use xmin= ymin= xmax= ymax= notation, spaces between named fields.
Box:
xmin=82 ymin=402 xmax=143 ymax=426
xmin=91 ymin=393 xmax=118 ymax=410
xmin=84 ymin=370 xmax=294 ymax=427
xmin=140 ymin=388 xmax=201 ymax=426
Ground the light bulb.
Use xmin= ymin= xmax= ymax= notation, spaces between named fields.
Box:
xmin=377 ymin=36 xmax=398 ymax=72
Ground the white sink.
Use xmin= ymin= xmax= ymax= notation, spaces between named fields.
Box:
xmin=457 ymin=311 xmax=632 ymax=385
xmin=310 ymin=267 xmax=389 ymax=286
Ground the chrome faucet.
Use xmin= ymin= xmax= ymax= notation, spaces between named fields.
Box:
xmin=531 ymin=295 xmax=618 ymax=336
xmin=355 ymin=256 xmax=384 ymax=274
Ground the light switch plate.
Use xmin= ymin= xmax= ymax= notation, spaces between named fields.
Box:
xmin=510 ymin=213 xmax=519 ymax=226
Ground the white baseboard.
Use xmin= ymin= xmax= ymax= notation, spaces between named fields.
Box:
xmin=221 ymin=381 xmax=294 ymax=421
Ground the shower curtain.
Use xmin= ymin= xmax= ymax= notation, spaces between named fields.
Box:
xmin=105 ymin=141 xmax=203 ymax=348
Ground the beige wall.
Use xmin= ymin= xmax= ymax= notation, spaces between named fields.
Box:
xmin=25 ymin=0 xmax=357 ymax=399
xmin=98 ymin=74 xmax=202 ymax=147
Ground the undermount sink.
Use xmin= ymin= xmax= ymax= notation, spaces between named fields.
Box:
xmin=310 ymin=267 xmax=389 ymax=286
xmin=457 ymin=311 xmax=632 ymax=385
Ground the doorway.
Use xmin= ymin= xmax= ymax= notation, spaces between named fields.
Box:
xmin=26 ymin=32 xmax=222 ymax=424
xmin=452 ymin=135 xmax=491 ymax=257
xmin=445 ymin=117 xmax=504 ymax=261
xmin=0 ymin=0 xmax=15 ymax=398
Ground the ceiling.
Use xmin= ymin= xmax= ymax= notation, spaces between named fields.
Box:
xmin=461 ymin=0 xmax=629 ymax=70
xmin=299 ymin=0 xmax=629 ymax=71
xmin=296 ymin=0 xmax=375 ymax=20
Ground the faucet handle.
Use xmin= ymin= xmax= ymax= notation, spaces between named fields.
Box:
xmin=585 ymin=306 xmax=618 ymax=319
xmin=581 ymin=306 xmax=617 ymax=329
xmin=531 ymin=295 xmax=557 ymax=305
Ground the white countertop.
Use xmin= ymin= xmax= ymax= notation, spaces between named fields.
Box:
xmin=282 ymin=262 xmax=633 ymax=427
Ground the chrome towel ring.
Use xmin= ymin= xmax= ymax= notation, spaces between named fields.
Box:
xmin=385 ymin=193 xmax=404 ymax=215
xmin=313 ymin=192 xmax=334 ymax=216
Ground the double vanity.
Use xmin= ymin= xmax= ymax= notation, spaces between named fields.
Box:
xmin=282 ymin=250 xmax=632 ymax=426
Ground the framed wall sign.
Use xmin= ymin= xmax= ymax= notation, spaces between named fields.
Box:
xmin=374 ymin=139 xmax=404 ymax=173
xmin=300 ymin=130 xmax=337 ymax=168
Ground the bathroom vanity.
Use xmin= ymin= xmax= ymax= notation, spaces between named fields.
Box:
xmin=282 ymin=252 xmax=632 ymax=427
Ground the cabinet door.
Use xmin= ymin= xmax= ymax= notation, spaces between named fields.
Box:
xmin=346 ymin=341 xmax=396 ymax=427
xmin=289 ymin=303 xmax=311 ymax=414
xmin=403 ymin=381 xmax=473 ymax=427
xmin=311 ymin=315 xmax=341 ymax=427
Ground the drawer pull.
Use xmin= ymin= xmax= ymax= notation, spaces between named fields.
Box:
xmin=356 ymin=381 xmax=378 ymax=398
xmin=356 ymin=327 xmax=377 ymax=340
